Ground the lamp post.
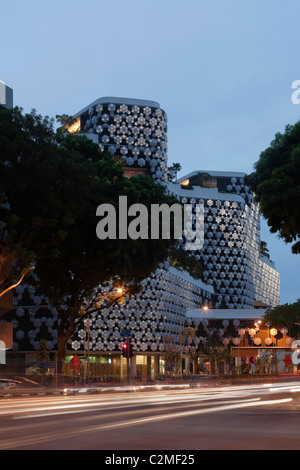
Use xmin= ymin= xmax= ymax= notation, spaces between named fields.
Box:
xmin=85 ymin=285 xmax=124 ymax=385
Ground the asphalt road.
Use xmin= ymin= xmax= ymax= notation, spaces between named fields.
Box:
xmin=0 ymin=382 xmax=300 ymax=451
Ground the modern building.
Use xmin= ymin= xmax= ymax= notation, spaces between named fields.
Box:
xmin=173 ymin=170 xmax=280 ymax=309
xmin=0 ymin=81 xmax=13 ymax=110
xmin=67 ymin=96 xmax=168 ymax=184
xmin=185 ymin=307 xmax=295 ymax=375
xmin=2 ymin=95 xmax=282 ymax=378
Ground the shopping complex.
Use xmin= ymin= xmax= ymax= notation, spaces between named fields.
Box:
xmin=1 ymin=85 xmax=293 ymax=381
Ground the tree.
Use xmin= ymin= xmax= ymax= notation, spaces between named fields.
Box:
xmin=180 ymin=323 xmax=197 ymax=374
xmin=0 ymin=107 xmax=181 ymax=364
xmin=167 ymin=163 xmax=182 ymax=183
xmin=260 ymin=240 xmax=270 ymax=259
xmin=168 ymin=245 xmax=204 ymax=280
xmin=263 ymin=298 xmax=300 ymax=329
xmin=31 ymin=133 xmax=181 ymax=363
xmin=198 ymin=330 xmax=230 ymax=374
xmin=0 ymin=107 xmax=76 ymax=300
xmin=163 ymin=335 xmax=181 ymax=375
xmin=55 ymin=114 xmax=77 ymax=128
xmin=245 ymin=121 xmax=300 ymax=254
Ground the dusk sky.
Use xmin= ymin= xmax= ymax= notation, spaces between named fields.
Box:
xmin=1 ymin=0 xmax=299 ymax=304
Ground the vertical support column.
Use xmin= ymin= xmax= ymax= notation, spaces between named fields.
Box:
xmin=130 ymin=355 xmax=136 ymax=380
xmin=184 ymin=357 xmax=189 ymax=375
xmin=153 ymin=355 xmax=159 ymax=380
xmin=147 ymin=356 xmax=151 ymax=381
xmin=126 ymin=337 xmax=130 ymax=384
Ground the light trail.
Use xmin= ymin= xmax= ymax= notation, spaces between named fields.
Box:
xmin=92 ymin=397 xmax=293 ymax=430
xmin=6 ymin=393 xmax=254 ymax=418
xmin=0 ymin=397 xmax=292 ymax=450
xmin=13 ymin=397 xmax=262 ymax=420
xmin=0 ymin=381 xmax=298 ymax=420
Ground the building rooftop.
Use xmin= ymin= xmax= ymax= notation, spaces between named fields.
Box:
xmin=178 ymin=170 xmax=247 ymax=182
xmin=0 ymin=81 xmax=13 ymax=110
xmin=167 ymin=181 xmax=245 ymax=202
xmin=73 ymin=96 xmax=161 ymax=118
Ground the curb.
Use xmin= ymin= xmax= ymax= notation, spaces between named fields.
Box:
xmin=0 ymin=383 xmax=192 ymax=398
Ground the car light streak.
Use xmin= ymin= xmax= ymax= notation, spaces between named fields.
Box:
xmin=13 ymin=397 xmax=262 ymax=420
xmin=9 ymin=393 xmax=254 ymax=418
xmin=0 ymin=381 xmax=299 ymax=420
xmin=0 ymin=397 xmax=292 ymax=450
xmin=0 ymin=395 xmax=225 ymax=417
xmin=93 ymin=398 xmax=293 ymax=431
xmin=269 ymin=385 xmax=300 ymax=392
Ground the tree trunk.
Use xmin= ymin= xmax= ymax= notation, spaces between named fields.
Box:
xmin=56 ymin=335 xmax=67 ymax=375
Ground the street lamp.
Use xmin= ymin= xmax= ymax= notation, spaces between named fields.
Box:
xmin=85 ymin=285 xmax=125 ymax=384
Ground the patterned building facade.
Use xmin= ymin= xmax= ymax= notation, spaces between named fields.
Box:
xmin=71 ymin=97 xmax=168 ymax=184
xmin=3 ymin=96 xmax=280 ymax=375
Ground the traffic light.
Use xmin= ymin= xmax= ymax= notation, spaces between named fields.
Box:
xmin=122 ymin=342 xmax=128 ymax=357
xmin=122 ymin=342 xmax=134 ymax=358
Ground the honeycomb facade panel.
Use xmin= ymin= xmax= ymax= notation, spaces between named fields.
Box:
xmin=5 ymin=98 xmax=280 ymax=358
xmin=70 ymin=264 xmax=214 ymax=354
xmin=174 ymin=172 xmax=280 ymax=310
xmin=73 ymin=97 xmax=168 ymax=184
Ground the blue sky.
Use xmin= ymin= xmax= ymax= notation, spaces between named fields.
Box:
xmin=1 ymin=0 xmax=299 ymax=304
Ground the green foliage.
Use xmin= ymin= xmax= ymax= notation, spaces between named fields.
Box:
xmin=260 ymin=240 xmax=270 ymax=259
xmin=263 ymin=298 xmax=300 ymax=328
xmin=163 ymin=335 xmax=181 ymax=375
xmin=180 ymin=323 xmax=196 ymax=346
xmin=36 ymin=339 xmax=50 ymax=362
xmin=198 ymin=329 xmax=228 ymax=358
xmin=0 ymin=107 xmax=181 ymax=359
xmin=55 ymin=114 xmax=77 ymax=128
xmin=245 ymin=121 xmax=300 ymax=254
xmin=167 ymin=163 xmax=182 ymax=182
xmin=168 ymin=245 xmax=204 ymax=280
xmin=0 ymin=107 xmax=62 ymax=294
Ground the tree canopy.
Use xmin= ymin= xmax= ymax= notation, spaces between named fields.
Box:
xmin=260 ymin=240 xmax=270 ymax=259
xmin=33 ymin=136 xmax=181 ymax=359
xmin=263 ymin=299 xmax=300 ymax=330
xmin=167 ymin=163 xmax=182 ymax=183
xmin=0 ymin=106 xmax=71 ymax=298
xmin=0 ymin=107 xmax=182 ymax=360
xmin=245 ymin=120 xmax=300 ymax=254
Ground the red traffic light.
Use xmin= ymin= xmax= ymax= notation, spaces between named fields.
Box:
xmin=122 ymin=343 xmax=128 ymax=357
xmin=122 ymin=342 xmax=133 ymax=358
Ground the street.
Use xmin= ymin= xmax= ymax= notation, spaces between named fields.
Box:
xmin=0 ymin=381 xmax=300 ymax=450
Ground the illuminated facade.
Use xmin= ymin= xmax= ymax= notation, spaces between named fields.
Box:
xmin=3 ymin=96 xmax=281 ymax=377
xmin=172 ymin=170 xmax=280 ymax=309
xmin=68 ymin=97 xmax=168 ymax=184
